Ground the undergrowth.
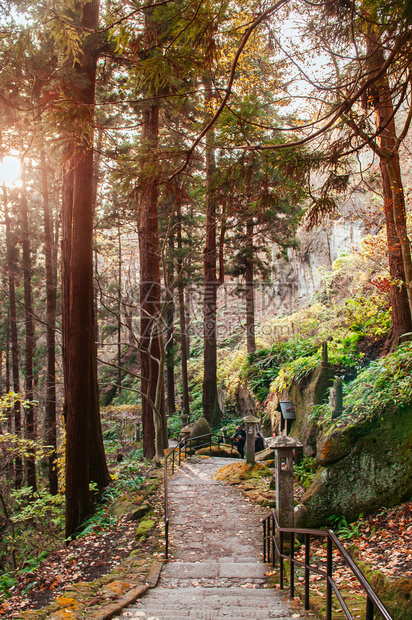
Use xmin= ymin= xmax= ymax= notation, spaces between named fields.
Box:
xmin=310 ymin=340 xmax=412 ymax=428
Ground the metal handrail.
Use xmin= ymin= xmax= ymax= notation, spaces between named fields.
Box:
xmin=263 ymin=509 xmax=392 ymax=620
xmin=164 ymin=431 xmax=232 ymax=559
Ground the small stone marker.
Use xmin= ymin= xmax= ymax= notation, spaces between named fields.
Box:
xmin=243 ymin=415 xmax=260 ymax=465
xmin=322 ymin=340 xmax=328 ymax=365
xmin=267 ymin=435 xmax=303 ymax=529
xmin=330 ymin=376 xmax=343 ymax=419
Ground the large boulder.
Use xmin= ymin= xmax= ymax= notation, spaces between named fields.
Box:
xmin=302 ymin=404 xmax=412 ymax=526
xmin=189 ymin=417 xmax=211 ymax=449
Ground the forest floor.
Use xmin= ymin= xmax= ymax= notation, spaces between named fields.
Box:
xmin=0 ymin=457 xmax=411 ymax=618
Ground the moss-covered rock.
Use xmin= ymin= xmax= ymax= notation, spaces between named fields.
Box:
xmin=255 ymin=447 xmax=274 ymax=461
xmin=303 ymin=404 xmax=412 ymax=525
xmin=195 ymin=444 xmax=241 ymax=458
xmin=109 ymin=496 xmax=144 ymax=517
xmin=131 ymin=502 xmax=152 ymax=520
xmin=214 ymin=462 xmax=272 ymax=485
xmin=352 ymin=556 xmax=412 ymax=620
xmin=189 ymin=417 xmax=211 ymax=449
xmin=135 ymin=519 xmax=155 ymax=538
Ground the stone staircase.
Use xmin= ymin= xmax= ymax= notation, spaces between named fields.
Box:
xmin=115 ymin=458 xmax=300 ymax=620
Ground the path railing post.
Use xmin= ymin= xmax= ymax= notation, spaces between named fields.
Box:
xmin=290 ymin=532 xmax=295 ymax=599
xmin=366 ymin=596 xmax=374 ymax=620
xmin=326 ymin=535 xmax=332 ymax=620
xmin=304 ymin=533 xmax=310 ymax=610
xmin=263 ymin=518 xmax=267 ymax=563
xmin=279 ymin=530 xmax=284 ymax=589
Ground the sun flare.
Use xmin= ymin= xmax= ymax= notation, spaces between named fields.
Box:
xmin=0 ymin=156 xmax=21 ymax=187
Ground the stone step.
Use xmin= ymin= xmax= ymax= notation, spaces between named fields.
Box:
xmin=138 ymin=588 xmax=280 ymax=599
xmin=120 ymin=610 xmax=294 ymax=620
xmin=121 ymin=612 xmax=293 ymax=619
xmin=161 ymin=562 xmax=268 ymax=580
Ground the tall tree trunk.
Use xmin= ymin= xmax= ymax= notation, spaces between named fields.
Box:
xmin=166 ymin=233 xmax=176 ymax=415
xmin=366 ymin=29 xmax=412 ymax=341
xmin=245 ymin=217 xmax=256 ymax=354
xmin=202 ymin=78 xmax=222 ymax=427
xmin=94 ymin=249 xmax=99 ymax=346
xmin=177 ymin=207 xmax=190 ymax=417
xmin=117 ymin=223 xmax=122 ymax=393
xmin=138 ymin=97 xmax=166 ymax=458
xmin=93 ymin=131 xmax=102 ymax=350
xmin=40 ymin=147 xmax=58 ymax=495
xmin=3 ymin=184 xmax=22 ymax=489
xmin=5 ymin=318 xmax=12 ymax=432
xmin=21 ymin=172 xmax=37 ymax=491
xmin=380 ymin=160 xmax=412 ymax=342
xmin=63 ymin=0 xmax=109 ymax=539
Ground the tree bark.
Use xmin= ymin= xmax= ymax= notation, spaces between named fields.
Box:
xmin=177 ymin=207 xmax=190 ymax=417
xmin=365 ymin=29 xmax=412 ymax=341
xmin=245 ymin=217 xmax=256 ymax=354
xmin=63 ymin=0 xmax=109 ymax=539
xmin=166 ymin=233 xmax=176 ymax=415
xmin=21 ymin=172 xmax=37 ymax=491
xmin=117 ymin=223 xmax=122 ymax=393
xmin=138 ymin=98 xmax=166 ymax=458
xmin=3 ymin=184 xmax=22 ymax=489
xmin=40 ymin=146 xmax=58 ymax=495
xmin=202 ymin=78 xmax=222 ymax=427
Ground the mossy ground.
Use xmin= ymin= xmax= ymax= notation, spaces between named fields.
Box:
xmin=0 ymin=465 xmax=165 ymax=618
xmin=213 ymin=461 xmax=272 ymax=483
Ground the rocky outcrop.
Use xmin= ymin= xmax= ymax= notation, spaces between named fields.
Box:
xmin=266 ymin=359 xmax=334 ymax=456
xmin=302 ymin=404 xmax=412 ymax=526
xmin=271 ymin=192 xmax=382 ymax=313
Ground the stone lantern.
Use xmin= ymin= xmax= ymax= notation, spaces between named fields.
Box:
xmin=243 ymin=414 xmax=260 ymax=465
xmin=267 ymin=435 xmax=303 ymax=528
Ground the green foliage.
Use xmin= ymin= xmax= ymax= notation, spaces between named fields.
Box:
xmin=77 ymin=459 xmax=146 ymax=537
xmin=0 ymin=487 xmax=65 ymax=576
xmin=343 ymin=340 xmax=412 ymax=420
xmin=167 ymin=413 xmax=183 ymax=439
xmin=0 ymin=574 xmax=17 ymax=602
xmin=293 ymin=456 xmax=317 ymax=489
xmin=244 ymin=338 xmax=319 ymax=401
xmin=272 ymin=334 xmax=366 ymax=394
xmin=342 ymin=294 xmax=391 ymax=338
xmin=111 ymin=460 xmax=146 ymax=496
xmin=10 ymin=488 xmax=65 ymax=532
xmin=310 ymin=340 xmax=412 ymax=428
xmin=328 ymin=514 xmax=364 ymax=540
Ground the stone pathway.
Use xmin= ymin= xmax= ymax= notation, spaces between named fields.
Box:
xmin=116 ymin=457 xmax=299 ymax=620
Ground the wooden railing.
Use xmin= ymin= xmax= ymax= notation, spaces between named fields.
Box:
xmin=263 ymin=509 xmax=393 ymax=620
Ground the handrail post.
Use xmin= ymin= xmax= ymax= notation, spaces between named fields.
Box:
xmin=279 ymin=530 xmax=284 ymax=589
xmin=304 ymin=533 xmax=310 ymax=610
xmin=290 ymin=532 xmax=295 ymax=599
xmin=263 ymin=518 xmax=267 ymax=563
xmin=172 ymin=449 xmax=175 ymax=474
xmin=165 ymin=518 xmax=169 ymax=559
xmin=326 ymin=535 xmax=332 ymax=620
xmin=366 ymin=596 xmax=374 ymax=620
xmin=271 ymin=513 xmax=275 ymax=567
